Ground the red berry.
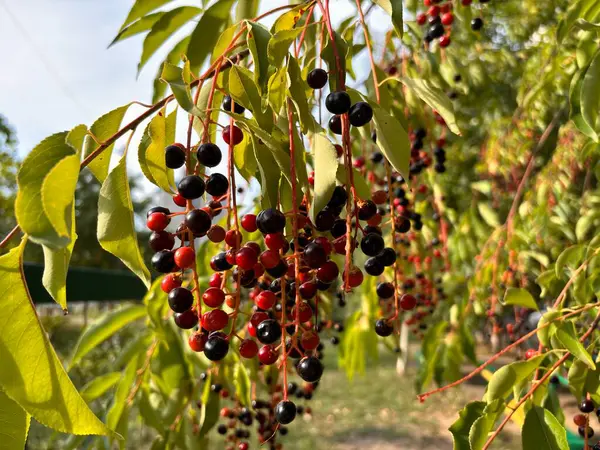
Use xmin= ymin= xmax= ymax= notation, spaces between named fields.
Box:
xmin=417 ymin=13 xmax=427 ymax=25
xmin=236 ymin=247 xmax=258 ymax=270
xmin=223 ymin=125 xmax=244 ymax=146
xmin=241 ymin=214 xmax=258 ymax=232
xmin=316 ymin=261 xmax=339 ymax=283
xmin=188 ymin=333 xmax=207 ymax=352
xmin=250 ymin=311 xmax=269 ymax=328
xmin=147 ymin=212 xmax=170 ymax=231
xmin=256 ymin=290 xmax=277 ymax=310
xmin=239 ymin=443 xmax=249 ymax=450
xmin=400 ymin=294 xmax=417 ymax=310
xmin=301 ymin=330 xmax=320 ymax=350
xmin=260 ymin=250 xmax=281 ymax=269
xmin=334 ymin=144 xmax=344 ymax=158
xmin=239 ymin=339 xmax=259 ymax=359
xmin=203 ymin=288 xmax=225 ymax=308
xmin=225 ymin=229 xmax=242 ymax=248
xmin=209 ymin=273 xmax=222 ymax=288
xmin=308 ymin=171 xmax=315 ymax=186
xmin=439 ymin=35 xmax=451 ymax=48
xmin=265 ymin=233 xmax=286 ymax=251
xmin=202 ymin=309 xmax=229 ymax=331
xmin=253 ymin=263 xmax=265 ymax=278
xmin=441 ymin=12 xmax=454 ymax=25
xmin=345 ymin=267 xmax=364 ymax=288
xmin=428 ymin=5 xmax=440 ymax=16
xmin=314 ymin=236 xmax=332 ymax=255
xmin=161 ymin=274 xmax=182 ymax=293
xmin=245 ymin=241 xmax=261 ymax=255
xmin=525 ymin=349 xmax=537 ymax=360
xmin=174 ymin=246 xmax=195 ymax=269
xmin=461 ymin=0 xmax=472 ymax=4
xmin=299 ymin=281 xmax=317 ymax=299
xmin=574 ymin=414 xmax=587 ymax=427
xmin=353 ymin=156 xmax=365 ymax=168
xmin=258 ymin=345 xmax=278 ymax=365
xmin=290 ymin=302 xmax=313 ymax=323
xmin=208 ymin=225 xmax=226 ymax=243
xmin=173 ymin=194 xmax=187 ymax=207
xmin=248 ymin=321 xmax=257 ymax=337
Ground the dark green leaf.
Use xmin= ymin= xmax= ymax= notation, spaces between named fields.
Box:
xmin=522 ymin=406 xmax=569 ymax=450
xmin=449 ymin=401 xmax=486 ymax=450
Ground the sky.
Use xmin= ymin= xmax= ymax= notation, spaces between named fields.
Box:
xmin=0 ymin=0 xmax=379 ymax=157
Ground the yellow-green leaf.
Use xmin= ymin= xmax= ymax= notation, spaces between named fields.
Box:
xmin=144 ymin=112 xmax=176 ymax=193
xmin=0 ymin=389 xmax=30 ymax=450
xmin=556 ymin=322 xmax=596 ymax=369
xmin=372 ymin=0 xmax=403 ymax=37
xmin=80 ymin=372 xmax=122 ymax=403
xmin=97 ymin=153 xmax=151 ymax=288
xmin=42 ymin=154 xmax=80 ymax=238
xmin=111 ymin=12 xmax=165 ymax=47
xmin=287 ymin=56 xmax=317 ymax=133
xmin=160 ymin=62 xmax=203 ymax=115
xmin=581 ymin=50 xmax=600 ymax=141
xmin=370 ymin=103 xmax=410 ymax=181
xmin=0 ymin=241 xmax=114 ymax=437
xmin=502 ymin=288 xmax=538 ymax=311
xmin=118 ymin=0 xmax=174 ymax=31
xmin=246 ymin=21 xmax=271 ymax=92
xmin=310 ymin=134 xmax=339 ymax=222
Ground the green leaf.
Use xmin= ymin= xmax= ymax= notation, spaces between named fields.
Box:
xmin=142 ymin=111 xmax=176 ymax=193
xmin=234 ymin=131 xmax=258 ymax=181
xmin=80 ymin=372 xmax=122 ymax=403
xmin=246 ymin=21 xmax=272 ymax=92
xmin=449 ymin=401 xmax=486 ymax=450
xmin=567 ymin=357 xmax=600 ymax=401
xmin=538 ymin=309 xmax=561 ymax=348
xmin=477 ymin=203 xmax=500 ymax=227
xmin=502 ymin=288 xmax=538 ymax=310
xmin=234 ymin=363 xmax=252 ymax=407
xmin=468 ymin=400 xmax=505 ymax=450
xmin=321 ymin=31 xmax=348 ymax=91
xmin=161 ymin=62 xmax=203 ymax=115
xmin=118 ymin=0 xmax=174 ymax=31
xmin=370 ymin=103 xmax=410 ymax=181
xmin=0 ymin=389 xmax=30 ymax=450
xmin=106 ymin=355 xmax=141 ymax=431
xmin=581 ymin=49 xmax=600 ymax=140
xmin=336 ymin=166 xmax=371 ymax=200
xmin=192 ymin=72 xmax=225 ymax=143
xmin=287 ymin=56 xmax=317 ymax=133
xmin=83 ymin=104 xmax=131 ymax=182
xmin=555 ymin=244 xmax=585 ymax=277
xmin=0 ymin=240 xmax=114 ymax=437
xmin=69 ymin=304 xmax=147 ymax=369
xmin=97 ymin=152 xmax=151 ymax=288
xmin=186 ymin=0 xmax=235 ymax=72
xmin=251 ymin=134 xmax=280 ymax=208
xmin=110 ymin=12 xmax=165 ymax=47
xmin=227 ymin=65 xmax=272 ymax=130
xmin=138 ymin=7 xmax=201 ymax=74
xmin=556 ymin=322 xmax=596 ymax=369
xmin=268 ymin=28 xmax=302 ymax=69
xmin=399 ymin=77 xmax=461 ymax=135
xmin=522 ymin=406 xmax=569 ymax=450
xmin=198 ymin=387 xmax=220 ymax=437
xmin=41 ymin=224 xmax=76 ymax=311
xmin=152 ymin=36 xmax=190 ymax=103
xmin=557 ymin=0 xmax=600 ymax=43
xmin=310 ymin=133 xmax=339 ymax=222
xmin=15 ymin=132 xmax=77 ymax=248
xmin=485 ymin=355 xmax=546 ymax=402
xmin=372 ymin=0 xmax=403 ymax=37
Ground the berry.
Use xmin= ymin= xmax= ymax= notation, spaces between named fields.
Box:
xmin=206 ymin=173 xmax=229 ymax=197
xmin=239 ymin=339 xmax=259 ymax=358
xmin=235 ymin=247 xmax=258 ymax=270
xmin=325 ymin=91 xmax=351 ymax=115
xmin=161 ymin=274 xmax=182 ymax=293
xmin=376 ymin=282 xmax=394 ymax=299
xmin=258 ymin=345 xmax=278 ymax=365
xmin=256 ymin=290 xmax=277 ymax=310
xmin=345 ymin=266 xmax=364 ymax=287
xmin=188 ymin=333 xmax=207 ymax=351
xmin=290 ymin=302 xmax=313 ymax=323
xmin=174 ymin=310 xmax=198 ymax=329
xmin=202 ymin=309 xmax=229 ymax=331
xmin=395 ymin=217 xmax=411 ymax=233
xmin=315 ymin=209 xmax=336 ymax=231
xmin=299 ymin=281 xmax=318 ymax=299
xmin=360 ymin=233 xmax=385 ymax=257
xmin=178 ymin=175 xmax=205 ymax=199
xmin=441 ymin=12 xmax=454 ymax=25
xmin=429 ymin=23 xmax=445 ymax=39
xmin=173 ymin=193 xmax=187 ymax=207
xmin=348 ymin=102 xmax=373 ymax=127
xmin=147 ymin=206 xmax=170 ymax=218
xmin=165 ymin=144 xmax=186 ymax=169
xmin=223 ymin=125 xmax=244 ymax=146
xmin=297 ymin=356 xmax=323 ymax=382
xmin=329 ymin=115 xmax=342 ymax=135
xmin=174 ymin=246 xmax=195 ymax=269
xmin=471 ymin=17 xmax=484 ymax=31
xmin=257 ymin=209 xmax=286 ymax=234
xmin=304 ymin=242 xmax=328 ymax=269
xmin=439 ymin=35 xmax=451 ymax=47
xmin=207 ymin=225 xmax=226 ymax=243
xmin=301 ymin=330 xmax=320 ymax=350
xmin=331 ymin=219 xmax=347 ymax=238
xmin=185 ymin=209 xmax=212 ymax=235
xmin=579 ymin=425 xmax=594 ymax=438
xmin=307 ymin=68 xmax=328 ymax=89
xmin=256 ymin=319 xmax=282 ymax=344
xmin=225 ymin=229 xmax=243 ymax=248
xmin=328 ymin=186 xmax=348 ymax=208
xmin=400 ymin=294 xmax=417 ymax=310
xmin=574 ymin=414 xmax=587 ymax=426
xmin=152 ymin=250 xmax=176 ymax=273
xmin=197 ymin=143 xmax=222 ymax=167
xmin=241 ymin=214 xmax=257 ymax=232
xmin=223 ymin=95 xmax=245 ymax=114
xmin=375 ymin=319 xmax=393 ymax=336
xmin=204 ymin=335 xmax=229 ymax=361
xmin=168 ymin=287 xmax=194 ymax=313
xmin=203 ymin=288 xmax=225 ymax=308
xmin=316 ymin=260 xmax=339 ymax=283
xmin=358 ymin=201 xmax=377 ymax=220
xmin=147 ymin=212 xmax=170 ymax=231
xmin=580 ymin=399 xmax=596 ymax=413
xmin=149 ymin=231 xmax=175 ymax=252
xmin=378 ymin=247 xmax=397 ymax=266
xmin=275 ymin=400 xmax=297 ymax=424
xmin=417 ymin=12 xmax=427 ymax=25
xmin=211 ymin=252 xmax=234 ymax=271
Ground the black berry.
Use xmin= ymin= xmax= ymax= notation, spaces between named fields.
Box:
xmin=185 ymin=209 xmax=212 ymax=235
xmin=376 ymin=282 xmax=395 ymax=299
xmin=375 ymin=319 xmax=394 ymax=336
xmin=256 ymin=319 xmax=282 ymax=344
xmin=360 ymin=233 xmax=385 ymax=257
xmin=197 ymin=143 xmax=222 ymax=167
xmin=223 ymin=95 xmax=245 ymax=114
xmin=256 ymin=208 xmax=286 ymax=234
xmin=329 ymin=115 xmax=342 ymax=135
xmin=204 ymin=335 xmax=229 ymax=361
xmin=205 ymin=173 xmax=229 ymax=197
xmin=275 ymin=400 xmax=297 ymax=424
xmin=177 ymin=175 xmax=205 ymax=199
xmin=168 ymin=287 xmax=193 ymax=313
xmin=151 ymin=250 xmax=176 ymax=273
xmin=165 ymin=144 xmax=186 ymax=169
xmin=149 ymin=231 xmax=175 ymax=252
xmin=364 ymin=257 xmax=385 ymax=276
xmin=471 ymin=17 xmax=484 ymax=31
xmin=307 ymin=68 xmax=328 ymax=89
xmin=297 ymin=356 xmax=324 ymax=382
xmin=348 ymin=102 xmax=373 ymax=127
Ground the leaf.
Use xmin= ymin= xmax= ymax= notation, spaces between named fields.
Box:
xmin=234 ymin=363 xmax=252 ymax=407
xmin=83 ymin=104 xmax=131 ymax=182
xmin=370 ymin=103 xmax=410 ymax=181
xmin=251 ymin=134 xmax=280 ymax=208
xmin=268 ymin=28 xmax=302 ymax=69
xmin=192 ymin=72 xmax=225 ymax=143
xmin=485 ymin=355 xmax=546 ymax=402
xmin=246 ymin=21 xmax=272 ymax=92
xmin=271 ymin=1 xmax=314 ymax=33
xmin=138 ymin=7 xmax=201 ymax=74
xmin=557 ymin=0 xmax=600 ymax=43
xmin=522 ymin=406 xmax=569 ymax=450
xmin=80 ymin=372 xmax=122 ymax=403
xmin=581 ymin=49 xmax=600 ymax=140
xmin=144 ymin=112 xmax=176 ymax=193
xmin=0 ymin=389 xmax=30 ymax=450
xmin=449 ymin=401 xmax=486 ymax=450
xmin=556 ymin=322 xmax=596 ymax=369
xmin=198 ymin=385 xmax=220 ymax=437
xmin=0 ymin=240 xmax=114 ymax=437
xmin=110 ymin=12 xmax=165 ymax=47
xmin=234 ymin=131 xmax=258 ymax=182
xmin=310 ymin=134 xmax=339 ymax=222
xmin=538 ymin=309 xmax=561 ymax=348
xmin=568 ymin=357 xmax=600 ymax=401
xmin=160 ymin=62 xmax=202 ymax=115
xmin=152 ymin=36 xmax=190 ymax=103
xmin=555 ymin=244 xmax=585 ymax=277
xmin=97 ymin=151 xmax=151 ymax=288
xmin=41 ymin=224 xmax=76 ymax=311
xmin=69 ymin=304 xmax=146 ymax=369
xmin=15 ymin=132 xmax=77 ymax=248
xmin=287 ymin=56 xmax=317 ymax=133
xmin=468 ymin=400 xmax=505 ymax=450
xmin=227 ymin=65 xmax=272 ymax=130
xmin=400 ymin=77 xmax=461 ymax=135
xmin=502 ymin=288 xmax=538 ymax=310
xmin=118 ymin=0 xmax=174 ymax=31
xmin=106 ymin=356 xmax=140 ymax=431
xmin=477 ymin=203 xmax=500 ymax=227
xmin=372 ymin=0 xmax=403 ymax=37
xmin=336 ymin=166 xmax=371 ymax=200
xmin=186 ymin=0 xmax=235 ymax=72
xmin=321 ymin=31 xmax=348 ymax=91
xmin=41 ymin=154 xmax=80 ymax=239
